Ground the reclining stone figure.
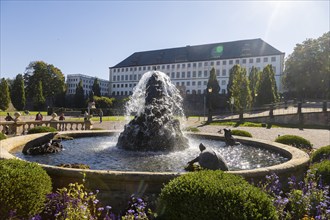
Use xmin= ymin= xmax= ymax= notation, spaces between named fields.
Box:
xmin=187 ymin=143 xmax=228 ymax=171
xmin=223 ymin=128 xmax=240 ymax=146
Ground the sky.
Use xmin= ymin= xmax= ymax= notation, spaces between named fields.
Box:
xmin=1 ymin=0 xmax=329 ymax=81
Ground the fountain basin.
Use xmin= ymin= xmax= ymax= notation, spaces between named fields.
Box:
xmin=0 ymin=130 xmax=310 ymax=211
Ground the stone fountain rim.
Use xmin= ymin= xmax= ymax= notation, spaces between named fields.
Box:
xmin=0 ymin=130 xmax=310 ymax=178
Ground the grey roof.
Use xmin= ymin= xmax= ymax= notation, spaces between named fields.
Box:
xmin=111 ymin=38 xmax=284 ymax=68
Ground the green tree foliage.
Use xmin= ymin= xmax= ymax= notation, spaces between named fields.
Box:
xmin=256 ymin=65 xmax=278 ymax=105
xmin=207 ymin=67 xmax=220 ymax=94
xmin=94 ymin=96 xmax=114 ymax=109
xmin=283 ymin=32 xmax=330 ymax=99
xmin=229 ymin=65 xmax=252 ymax=114
xmin=33 ymin=81 xmax=46 ymax=110
xmin=0 ymin=78 xmax=10 ymax=111
xmin=92 ymin=78 xmax=101 ymax=97
xmin=206 ymin=67 xmax=220 ymax=110
xmin=10 ymin=74 xmax=26 ymax=110
xmin=227 ymin=66 xmax=236 ymax=98
xmin=248 ymin=66 xmax=260 ymax=105
xmin=74 ymin=80 xmax=85 ymax=108
xmin=24 ymin=61 xmax=66 ymax=100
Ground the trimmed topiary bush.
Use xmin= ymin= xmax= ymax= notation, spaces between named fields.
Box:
xmin=27 ymin=126 xmax=57 ymax=134
xmin=0 ymin=132 xmax=6 ymax=140
xmin=275 ymin=135 xmax=312 ymax=150
xmin=158 ymin=170 xmax=278 ymax=220
xmin=231 ymin=129 xmax=252 ymax=137
xmin=310 ymin=160 xmax=330 ymax=186
xmin=310 ymin=145 xmax=330 ymax=163
xmin=0 ymin=159 xmax=52 ymax=219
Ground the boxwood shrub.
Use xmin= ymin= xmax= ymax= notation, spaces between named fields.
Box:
xmin=0 ymin=159 xmax=52 ymax=219
xmin=310 ymin=145 xmax=330 ymax=163
xmin=27 ymin=126 xmax=57 ymax=134
xmin=0 ymin=132 xmax=6 ymax=140
xmin=158 ymin=170 xmax=278 ymax=220
xmin=275 ymin=135 xmax=312 ymax=150
xmin=310 ymin=160 xmax=330 ymax=186
xmin=231 ymin=129 xmax=252 ymax=137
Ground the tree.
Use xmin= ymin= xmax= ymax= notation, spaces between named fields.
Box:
xmin=94 ymin=96 xmax=115 ymax=109
xmin=248 ymin=66 xmax=260 ymax=105
xmin=256 ymin=65 xmax=278 ymax=105
xmin=0 ymin=78 xmax=10 ymax=111
xmin=92 ymin=78 xmax=101 ymax=97
xmin=33 ymin=81 xmax=46 ymax=110
xmin=74 ymin=80 xmax=85 ymax=108
xmin=206 ymin=67 xmax=220 ymax=122
xmin=11 ymin=74 xmax=26 ymax=111
xmin=24 ymin=61 xmax=66 ymax=103
xmin=227 ymin=65 xmax=237 ymax=98
xmin=283 ymin=32 xmax=330 ymax=99
xmin=229 ymin=65 xmax=252 ymax=119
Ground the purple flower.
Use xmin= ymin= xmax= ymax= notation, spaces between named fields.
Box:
xmin=106 ymin=205 xmax=112 ymax=210
xmin=93 ymin=199 xmax=99 ymax=204
xmin=98 ymin=207 xmax=104 ymax=211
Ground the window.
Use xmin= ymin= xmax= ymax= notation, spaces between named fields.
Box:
xmin=197 ymin=81 xmax=201 ymax=86
xmin=182 ymin=72 xmax=186 ymax=78
xmin=121 ymin=84 xmax=124 ymax=88
xmin=162 ymin=65 xmax=165 ymax=70
xmin=216 ymin=61 xmax=220 ymax=65
xmin=113 ymin=76 xmax=116 ymax=81
xmin=193 ymin=71 xmax=196 ymax=77
xmin=182 ymin=63 xmax=186 ymax=68
xmin=221 ymin=80 xmax=226 ymax=85
xmin=187 ymin=63 xmax=191 ymax=68
xmin=229 ymin=60 xmax=233 ymax=65
xmin=221 ymin=89 xmax=226 ymax=94
xmin=198 ymin=62 xmax=202 ymax=67
xmin=181 ymin=82 xmax=185 ymax=86
xmin=204 ymin=70 xmax=208 ymax=77
xmin=242 ymin=59 xmax=246 ymax=64
xmin=187 ymin=71 xmax=191 ymax=78
xmin=235 ymin=59 xmax=239 ymax=64
xmin=210 ymin=61 xmax=214 ymax=66
xmin=203 ymin=81 xmax=207 ymax=85
xmin=193 ymin=63 xmax=197 ymax=68
xmin=192 ymin=81 xmax=196 ymax=86
xmin=134 ymin=75 xmax=137 ymax=80
xmin=176 ymin=82 xmax=180 ymax=86
xmin=187 ymin=81 xmax=190 ymax=86
xmin=113 ymin=84 xmax=116 ymax=88
xmin=129 ymin=75 xmax=132 ymax=80
xmin=125 ymin=84 xmax=128 ymax=87
xmin=126 ymin=68 xmax=128 ymax=72
xmin=121 ymin=75 xmax=124 ymax=81
xmin=263 ymin=57 xmax=268 ymax=62
xmin=198 ymin=71 xmax=202 ymax=77
xmin=143 ymin=66 xmax=146 ymax=70
xmin=125 ymin=75 xmax=128 ymax=80
xmin=222 ymin=60 xmax=227 ymax=65
xmin=176 ymin=72 xmax=180 ymax=78
xmin=204 ymin=61 xmax=208 ymax=66
xmin=148 ymin=66 xmax=151 ymax=70
xmin=171 ymin=72 xmax=175 ymax=78
xmin=256 ymin=58 xmax=261 ymax=63
xmin=172 ymin=64 xmax=175 ymax=69
xmin=138 ymin=67 xmax=142 ymax=71
xmin=249 ymin=58 xmax=253 ymax=63
xmin=222 ymin=69 xmax=226 ymax=76
xmin=113 ymin=69 xmax=116 ymax=73
xmin=177 ymin=64 xmax=180 ymax=68
xmin=216 ymin=69 xmax=220 ymax=76
xmin=167 ymin=65 xmax=170 ymax=69
xmin=271 ymin=57 xmax=276 ymax=62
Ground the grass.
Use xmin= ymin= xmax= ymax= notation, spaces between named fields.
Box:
xmin=209 ymin=121 xmax=280 ymax=128
xmin=65 ymin=116 xmax=132 ymax=122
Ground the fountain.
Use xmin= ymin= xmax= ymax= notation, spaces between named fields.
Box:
xmin=0 ymin=70 xmax=310 ymax=211
xmin=117 ymin=71 xmax=189 ymax=151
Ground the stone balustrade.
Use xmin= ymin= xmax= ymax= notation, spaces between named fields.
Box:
xmin=0 ymin=120 xmax=93 ymax=135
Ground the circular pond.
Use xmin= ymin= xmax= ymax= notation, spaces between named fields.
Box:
xmin=13 ymin=134 xmax=289 ymax=172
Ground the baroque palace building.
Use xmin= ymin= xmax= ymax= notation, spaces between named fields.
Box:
xmin=109 ymin=38 xmax=285 ymax=97
xmin=66 ymin=74 xmax=109 ymax=97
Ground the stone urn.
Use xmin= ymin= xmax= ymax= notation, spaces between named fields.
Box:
xmin=50 ymin=113 xmax=58 ymax=121
xmin=14 ymin=112 xmax=21 ymax=121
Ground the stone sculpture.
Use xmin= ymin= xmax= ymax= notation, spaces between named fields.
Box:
xmin=117 ymin=71 xmax=189 ymax=151
xmin=187 ymin=143 xmax=229 ymax=171
xmin=224 ymin=128 xmax=240 ymax=146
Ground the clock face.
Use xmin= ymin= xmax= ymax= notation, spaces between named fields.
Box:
xmin=211 ymin=45 xmax=224 ymax=58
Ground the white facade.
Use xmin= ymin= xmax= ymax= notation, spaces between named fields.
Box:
xmin=66 ymin=74 xmax=109 ymax=96
xmin=109 ymin=54 xmax=284 ymax=96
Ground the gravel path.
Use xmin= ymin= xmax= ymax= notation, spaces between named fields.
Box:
xmin=92 ymin=118 xmax=330 ymax=149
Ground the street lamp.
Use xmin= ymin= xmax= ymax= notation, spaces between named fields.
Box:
xmin=207 ymin=88 xmax=213 ymax=123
